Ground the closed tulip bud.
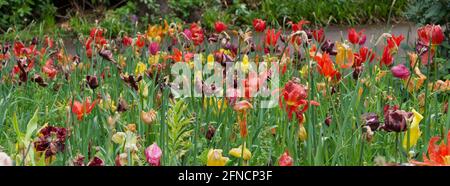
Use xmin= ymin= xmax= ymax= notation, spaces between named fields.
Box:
xmin=325 ymin=115 xmax=332 ymax=126
xmin=298 ymin=124 xmax=307 ymax=141
xmin=149 ymin=42 xmax=160 ymax=55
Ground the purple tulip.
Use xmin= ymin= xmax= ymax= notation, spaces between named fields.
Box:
xmin=149 ymin=42 xmax=160 ymax=55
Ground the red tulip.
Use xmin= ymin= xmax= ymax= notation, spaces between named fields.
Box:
xmin=253 ymin=19 xmax=266 ymax=32
xmin=381 ymin=46 xmax=393 ymax=66
xmin=418 ymin=24 xmax=445 ymax=46
xmin=265 ymin=29 xmax=281 ymax=47
xmin=387 ymin=34 xmax=404 ymax=53
xmin=289 ymin=20 xmax=310 ymax=32
xmin=188 ymin=23 xmax=204 ymax=46
xmin=391 ymin=63 xmax=410 ymax=79
xmin=70 ymin=97 xmax=99 ymax=120
xmin=135 ymin=34 xmax=146 ymax=48
xmin=411 ymin=130 xmax=450 ymax=166
xmin=214 ymin=21 xmax=227 ymax=33
xmin=42 ymin=59 xmax=57 ymax=79
xmin=354 ymin=47 xmax=375 ymax=67
xmin=122 ymin=36 xmax=133 ymax=47
xmin=348 ymin=28 xmax=366 ymax=45
xmin=312 ymin=28 xmax=325 ymax=43
xmin=278 ymin=151 xmax=293 ymax=166
xmin=314 ymin=53 xmax=339 ymax=79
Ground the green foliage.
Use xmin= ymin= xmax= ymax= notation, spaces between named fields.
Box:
xmin=166 ymin=99 xmax=194 ymax=165
xmin=0 ymin=0 xmax=56 ymax=32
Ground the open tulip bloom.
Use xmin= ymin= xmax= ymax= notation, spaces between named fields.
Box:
xmin=0 ymin=15 xmax=448 ymax=168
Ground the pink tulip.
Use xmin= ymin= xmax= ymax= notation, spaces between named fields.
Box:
xmin=145 ymin=142 xmax=162 ymax=166
xmin=391 ymin=64 xmax=410 ymax=79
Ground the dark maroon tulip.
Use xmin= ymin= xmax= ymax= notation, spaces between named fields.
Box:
xmin=206 ymin=124 xmax=216 ymax=140
xmin=34 ymin=125 xmax=67 ymax=158
xmin=321 ymin=40 xmax=337 ymax=55
xmin=31 ymin=74 xmax=48 ymax=87
xmin=382 ymin=109 xmax=412 ymax=132
xmin=87 ymin=156 xmax=104 ymax=166
xmin=325 ymin=116 xmax=332 ymax=126
xmin=86 ymin=75 xmax=99 ymax=89
xmin=361 ymin=113 xmax=380 ymax=131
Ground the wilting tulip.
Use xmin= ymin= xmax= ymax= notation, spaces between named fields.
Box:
xmin=87 ymin=156 xmax=105 ymax=166
xmin=391 ymin=64 xmax=410 ymax=79
xmin=233 ymin=100 xmax=253 ymax=137
xmin=362 ymin=126 xmax=374 ymax=143
xmin=42 ymin=59 xmax=57 ymax=79
xmin=402 ymin=109 xmax=423 ymax=150
xmin=382 ymin=106 xmax=412 ymax=132
xmin=229 ymin=145 xmax=252 ymax=161
xmin=348 ymin=28 xmax=366 ymax=45
xmin=86 ymin=75 xmax=99 ymax=89
xmin=253 ymin=19 xmax=266 ymax=32
xmin=145 ymin=142 xmax=162 ymax=166
xmin=141 ymin=109 xmax=157 ymax=125
xmin=207 ymin=149 xmax=229 ymax=166
xmin=34 ymin=125 xmax=67 ymax=159
xmin=298 ymin=124 xmax=307 ymax=141
xmin=0 ymin=152 xmax=13 ymax=166
xmin=321 ymin=40 xmax=337 ymax=55
xmin=214 ymin=21 xmax=227 ymax=33
xmin=205 ymin=124 xmax=216 ymax=140
xmin=361 ymin=113 xmax=380 ymax=131
xmin=149 ymin=42 xmax=160 ymax=55
xmin=278 ymin=151 xmax=293 ymax=166
xmin=335 ymin=42 xmax=354 ymax=68
xmin=112 ymin=132 xmax=126 ymax=144
xmin=117 ymin=98 xmax=128 ymax=112
xmin=115 ymin=153 xmax=128 ymax=166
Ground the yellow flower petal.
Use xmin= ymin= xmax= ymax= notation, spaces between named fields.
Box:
xmin=402 ymin=109 xmax=423 ymax=150
xmin=207 ymin=149 xmax=229 ymax=166
xmin=229 ymin=145 xmax=252 ymax=161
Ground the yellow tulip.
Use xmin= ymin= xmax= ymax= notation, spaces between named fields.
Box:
xmin=148 ymin=54 xmax=160 ymax=65
xmin=207 ymin=149 xmax=229 ymax=166
xmin=229 ymin=145 xmax=252 ymax=161
xmin=135 ymin=62 xmax=147 ymax=75
xmin=299 ymin=124 xmax=307 ymax=141
xmin=335 ymin=42 xmax=354 ymax=68
xmin=241 ymin=54 xmax=250 ymax=72
xmin=402 ymin=109 xmax=423 ymax=150
xmin=112 ymin=132 xmax=126 ymax=144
